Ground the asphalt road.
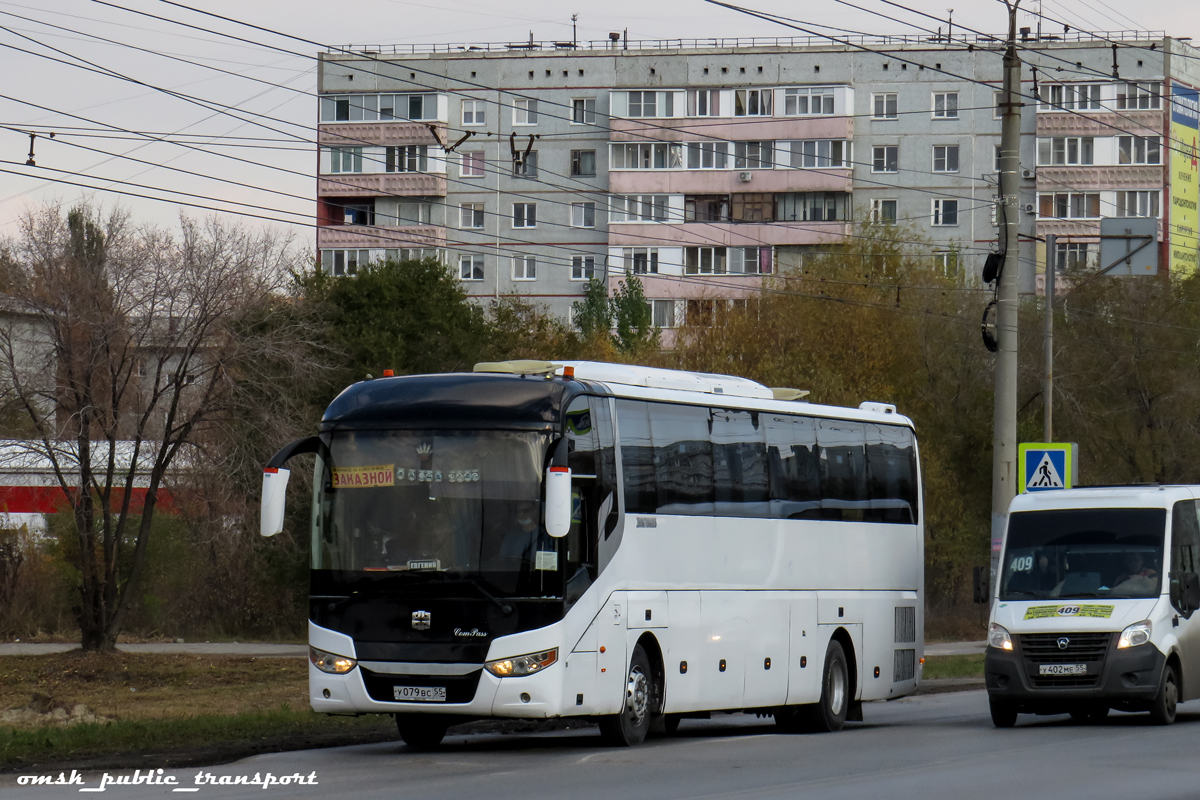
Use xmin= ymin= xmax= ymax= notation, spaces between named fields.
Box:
xmin=6 ymin=689 xmax=1200 ymax=800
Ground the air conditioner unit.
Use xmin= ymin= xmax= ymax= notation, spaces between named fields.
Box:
xmin=1021 ymin=168 xmax=1036 ymax=180
xmin=738 ymin=171 xmax=753 ymax=182
xmin=1023 ymin=202 xmax=1036 ymax=213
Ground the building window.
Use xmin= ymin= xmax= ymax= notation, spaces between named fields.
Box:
xmin=776 ymin=192 xmax=852 ymax=222
xmin=792 ymin=139 xmax=849 ymax=168
xmin=934 ymin=249 xmax=960 ymax=279
xmin=1116 ymin=190 xmax=1160 ymax=217
xmin=462 ymin=99 xmax=485 ymax=125
xmin=1055 ymin=242 xmax=1093 ymax=270
xmin=571 ymin=256 xmax=595 ymax=281
xmin=733 ymin=141 xmax=773 ymax=169
xmin=1117 ymin=82 xmax=1160 ymax=110
xmin=512 ymin=202 xmax=536 ymax=228
xmin=383 ymin=247 xmax=440 ymax=263
xmin=572 ymin=97 xmax=596 ymax=124
xmin=623 ymin=247 xmax=659 ymax=274
xmin=730 ymin=193 xmax=774 ymax=222
xmin=319 ymin=93 xmax=439 ymax=122
xmin=386 ymin=145 xmax=428 ymax=173
xmin=684 ymin=195 xmax=729 ymax=222
xmin=1036 ymin=137 xmax=1094 ymax=166
xmin=321 ymin=249 xmax=372 ymax=276
xmin=1118 ymin=135 xmax=1162 ymax=165
xmin=461 ymin=151 xmax=485 ymax=178
xmin=687 ymin=89 xmax=721 ymax=117
xmin=686 ymin=141 xmax=731 ymax=169
xmin=932 ymin=199 xmax=958 ymax=226
xmin=872 ymin=145 xmax=898 ymax=173
xmin=685 ymin=299 xmax=715 ymax=327
xmin=327 ymin=147 xmax=363 ymax=174
xmin=512 ymin=151 xmax=538 ymax=178
xmin=513 ymin=98 xmax=538 ymax=125
xmin=871 ymin=199 xmax=898 ymax=224
xmin=612 ymin=195 xmax=670 ymax=222
xmin=932 ymin=145 xmax=959 ymax=173
xmin=611 ymin=142 xmax=684 ymax=170
xmin=651 ymin=299 xmax=676 ymax=328
xmin=459 ymin=203 xmax=484 ymax=229
xmin=729 ymin=246 xmax=771 ymax=274
xmin=512 ymin=255 xmax=536 ymax=280
xmin=932 ymin=92 xmax=958 ymax=118
xmin=571 ymin=149 xmax=597 ymax=177
xmin=734 ymin=88 xmax=773 ymax=116
xmin=994 ymin=145 xmax=1001 ymax=172
xmin=571 ymin=202 xmax=596 ymax=228
xmin=784 ymin=87 xmax=836 ymax=116
xmin=338 ymin=202 xmax=374 ymax=226
xmin=394 ymin=202 xmax=432 ymax=225
xmin=685 ymin=246 xmax=727 ymax=275
xmin=1040 ymin=193 xmax=1101 ymax=219
xmin=1040 ymin=83 xmax=1101 ymax=111
xmin=459 ymin=255 xmax=484 ymax=281
xmin=626 ymin=90 xmax=675 ymax=118
xmin=873 ymin=93 xmax=898 ymax=119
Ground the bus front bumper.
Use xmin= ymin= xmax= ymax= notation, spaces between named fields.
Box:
xmin=984 ymin=643 xmax=1165 ymax=711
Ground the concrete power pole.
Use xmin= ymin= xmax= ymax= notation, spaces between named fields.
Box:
xmin=993 ymin=0 xmax=1023 ymax=584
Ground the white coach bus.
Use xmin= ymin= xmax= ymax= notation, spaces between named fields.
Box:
xmin=260 ymin=361 xmax=924 ymax=747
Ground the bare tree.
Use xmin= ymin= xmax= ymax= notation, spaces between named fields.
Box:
xmin=0 ymin=204 xmax=309 ymax=651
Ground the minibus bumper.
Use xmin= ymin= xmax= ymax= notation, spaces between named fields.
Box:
xmin=984 ymin=642 xmax=1165 ymax=710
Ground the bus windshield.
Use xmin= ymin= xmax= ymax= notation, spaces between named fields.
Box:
xmin=999 ymin=507 xmax=1167 ymax=601
xmin=312 ymin=429 xmax=559 ymax=596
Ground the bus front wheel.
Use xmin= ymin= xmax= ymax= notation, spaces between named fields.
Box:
xmin=599 ymin=644 xmax=656 ymax=746
xmin=396 ymin=715 xmax=447 ymax=749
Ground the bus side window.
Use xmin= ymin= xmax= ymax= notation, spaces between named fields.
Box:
xmin=766 ymin=415 xmax=820 ymax=520
xmin=864 ymin=423 xmax=918 ymax=524
xmin=713 ymin=408 xmax=770 ymax=517
xmin=649 ymin=402 xmax=713 ymax=514
xmin=817 ymin=419 xmax=868 ymax=521
xmin=590 ymin=397 xmax=619 ymax=538
xmin=1172 ymin=500 xmax=1200 ymax=575
xmin=617 ymin=399 xmax=657 ymax=515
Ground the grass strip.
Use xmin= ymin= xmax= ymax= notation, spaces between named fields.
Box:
xmin=1 ymin=706 xmax=393 ymax=771
xmin=922 ymin=653 xmax=984 ymax=680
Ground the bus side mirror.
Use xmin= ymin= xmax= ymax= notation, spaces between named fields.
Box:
xmin=1170 ymin=572 xmax=1200 ymax=617
xmin=972 ymin=566 xmax=989 ymax=604
xmin=261 ymin=468 xmax=291 ymax=537
xmin=545 ymin=466 xmax=572 ymax=538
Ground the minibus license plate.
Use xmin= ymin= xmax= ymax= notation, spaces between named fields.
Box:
xmin=393 ymin=686 xmax=447 ymax=702
xmin=1038 ymin=664 xmax=1087 ymax=676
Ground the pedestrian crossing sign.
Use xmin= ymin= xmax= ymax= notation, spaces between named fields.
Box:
xmin=1018 ymin=443 xmax=1078 ymax=493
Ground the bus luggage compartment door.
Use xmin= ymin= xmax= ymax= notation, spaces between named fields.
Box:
xmin=626 ymin=591 xmax=668 ymax=628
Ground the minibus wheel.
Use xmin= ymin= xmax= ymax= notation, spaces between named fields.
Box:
xmin=810 ymin=640 xmax=850 ymax=733
xmin=1149 ymin=662 xmax=1179 ymax=725
xmin=989 ymin=697 xmax=1018 ymax=728
xmin=599 ymin=644 xmax=655 ymax=746
xmin=396 ymin=715 xmax=448 ymax=749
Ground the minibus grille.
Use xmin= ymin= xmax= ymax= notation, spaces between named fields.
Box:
xmin=1020 ymin=632 xmax=1112 ymax=688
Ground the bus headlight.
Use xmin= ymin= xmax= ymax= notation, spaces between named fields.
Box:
xmin=310 ymin=646 xmax=357 ymax=674
xmin=1117 ymin=620 xmax=1152 ymax=649
xmin=988 ymin=623 xmax=1013 ymax=651
xmin=484 ymin=648 xmax=558 ymax=678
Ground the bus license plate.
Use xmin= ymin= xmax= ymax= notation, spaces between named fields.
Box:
xmin=393 ymin=686 xmax=447 ymax=702
xmin=1039 ymin=664 xmax=1087 ymax=676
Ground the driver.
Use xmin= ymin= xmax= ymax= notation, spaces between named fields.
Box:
xmin=1114 ymin=551 xmax=1157 ymax=586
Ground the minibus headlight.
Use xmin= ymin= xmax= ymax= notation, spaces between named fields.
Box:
xmin=484 ymin=648 xmax=558 ymax=678
xmin=310 ymin=646 xmax=357 ymax=674
xmin=988 ymin=623 xmax=1013 ymax=651
xmin=1117 ymin=620 xmax=1152 ymax=649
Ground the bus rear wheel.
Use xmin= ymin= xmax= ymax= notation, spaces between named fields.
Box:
xmin=396 ymin=715 xmax=447 ymax=749
xmin=599 ymin=644 xmax=655 ymax=746
xmin=810 ymin=640 xmax=850 ymax=733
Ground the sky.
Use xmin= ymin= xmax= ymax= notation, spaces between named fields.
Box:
xmin=1 ymin=0 xmax=1196 ymax=247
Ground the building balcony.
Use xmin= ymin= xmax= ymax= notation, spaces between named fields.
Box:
xmin=609 ymin=168 xmax=850 ymax=195
xmin=318 ymin=121 xmax=444 ymax=146
xmin=1035 ymin=109 xmax=1163 ymax=136
xmin=316 ymin=224 xmax=444 ymax=249
xmin=1035 ymin=165 xmax=1163 ymax=191
xmin=317 ymin=173 xmax=447 ymax=197
xmin=610 ymin=117 xmax=853 ymax=142
xmin=609 ymin=220 xmax=851 ymax=247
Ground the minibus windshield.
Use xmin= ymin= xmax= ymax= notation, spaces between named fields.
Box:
xmin=999 ymin=507 xmax=1167 ymax=601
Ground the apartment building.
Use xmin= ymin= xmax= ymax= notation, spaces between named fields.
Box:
xmin=314 ymin=33 xmax=1200 ymax=327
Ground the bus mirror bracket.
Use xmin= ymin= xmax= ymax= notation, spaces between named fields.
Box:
xmin=260 ymin=436 xmax=321 ymax=538
xmin=545 ymin=466 xmax=572 ymax=538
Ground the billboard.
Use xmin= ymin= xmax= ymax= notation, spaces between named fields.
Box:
xmin=1170 ymin=83 xmax=1200 ymax=276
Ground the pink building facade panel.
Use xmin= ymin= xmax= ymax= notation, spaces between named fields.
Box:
xmin=317 ymin=173 xmax=446 ymax=197
xmin=317 ymin=122 xmax=443 ymax=147
xmin=317 ymin=225 xmax=445 ymax=249
xmin=609 ymin=168 xmax=851 ymax=195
